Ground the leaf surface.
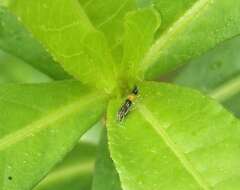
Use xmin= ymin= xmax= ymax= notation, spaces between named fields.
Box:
xmin=153 ymin=0 xmax=197 ymax=36
xmin=92 ymin=129 xmax=122 ymax=190
xmin=35 ymin=142 xmax=96 ymax=190
xmin=0 ymin=50 xmax=51 ymax=84
xmin=79 ymin=0 xmax=155 ymax=63
xmin=0 ymin=7 xmax=69 ymax=80
xmin=5 ymin=0 xmax=118 ymax=93
xmin=143 ymin=0 xmax=240 ymax=79
xmin=174 ymin=36 xmax=240 ymax=117
xmin=79 ymin=0 xmax=137 ymax=61
xmin=0 ymin=81 xmax=107 ymax=190
xmin=121 ymin=8 xmax=160 ymax=85
xmin=108 ymin=82 xmax=240 ymax=190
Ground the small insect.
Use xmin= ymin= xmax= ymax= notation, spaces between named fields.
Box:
xmin=117 ymin=85 xmax=139 ymax=122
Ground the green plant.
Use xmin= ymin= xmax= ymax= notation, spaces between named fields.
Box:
xmin=0 ymin=0 xmax=240 ymax=189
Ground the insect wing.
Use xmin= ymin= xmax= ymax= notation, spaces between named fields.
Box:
xmin=117 ymin=99 xmax=132 ymax=121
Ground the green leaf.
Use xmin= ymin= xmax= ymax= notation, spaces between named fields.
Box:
xmin=120 ymin=8 xmax=160 ymax=85
xmin=92 ymin=129 xmax=122 ymax=190
xmin=223 ymin=93 xmax=240 ymax=118
xmin=5 ymin=0 xmax=118 ymax=93
xmin=81 ymin=122 xmax=103 ymax=145
xmin=0 ymin=81 xmax=107 ymax=190
xmin=79 ymin=0 xmax=154 ymax=63
xmin=174 ymin=36 xmax=240 ymax=117
xmin=153 ymin=0 xmax=197 ymax=36
xmin=107 ymin=82 xmax=240 ymax=189
xmin=0 ymin=7 xmax=70 ymax=80
xmin=35 ymin=142 xmax=96 ymax=190
xmin=79 ymin=0 xmax=137 ymax=60
xmin=143 ymin=0 xmax=240 ymax=79
xmin=0 ymin=50 xmax=51 ymax=84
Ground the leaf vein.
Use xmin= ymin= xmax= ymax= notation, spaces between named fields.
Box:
xmin=142 ymin=0 xmax=211 ymax=71
xmin=209 ymin=74 xmax=240 ymax=102
xmin=37 ymin=160 xmax=94 ymax=187
xmin=0 ymin=94 xmax=101 ymax=151
xmin=96 ymin=0 xmax=129 ymax=28
xmin=138 ymin=104 xmax=212 ymax=190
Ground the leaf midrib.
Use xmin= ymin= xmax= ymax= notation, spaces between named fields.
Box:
xmin=141 ymin=0 xmax=210 ymax=71
xmin=0 ymin=48 xmax=55 ymax=80
xmin=0 ymin=93 xmax=105 ymax=151
xmin=36 ymin=160 xmax=94 ymax=188
xmin=209 ymin=74 xmax=240 ymax=102
xmin=138 ymin=104 xmax=211 ymax=190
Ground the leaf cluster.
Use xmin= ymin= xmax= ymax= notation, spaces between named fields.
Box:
xmin=0 ymin=0 xmax=240 ymax=189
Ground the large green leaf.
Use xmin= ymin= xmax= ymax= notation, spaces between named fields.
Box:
xmin=174 ymin=36 xmax=240 ymax=117
xmin=0 ymin=81 xmax=107 ymax=190
xmin=35 ymin=142 xmax=96 ymax=190
xmin=4 ymin=0 xmax=118 ymax=93
xmin=108 ymin=82 xmax=240 ymax=189
xmin=120 ymin=8 xmax=160 ymax=86
xmin=0 ymin=7 xmax=69 ymax=80
xmin=92 ymin=129 xmax=122 ymax=190
xmin=142 ymin=0 xmax=240 ymax=79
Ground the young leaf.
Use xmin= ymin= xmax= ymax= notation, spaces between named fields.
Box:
xmin=79 ymin=0 xmax=153 ymax=63
xmin=4 ymin=0 xmax=118 ymax=93
xmin=79 ymin=0 xmax=137 ymax=54
xmin=0 ymin=7 xmax=69 ymax=80
xmin=35 ymin=142 xmax=96 ymax=190
xmin=0 ymin=81 xmax=107 ymax=190
xmin=120 ymin=8 xmax=160 ymax=85
xmin=143 ymin=0 xmax=240 ymax=79
xmin=108 ymin=82 xmax=240 ymax=190
xmin=174 ymin=36 xmax=240 ymax=117
xmin=92 ymin=129 xmax=122 ymax=190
